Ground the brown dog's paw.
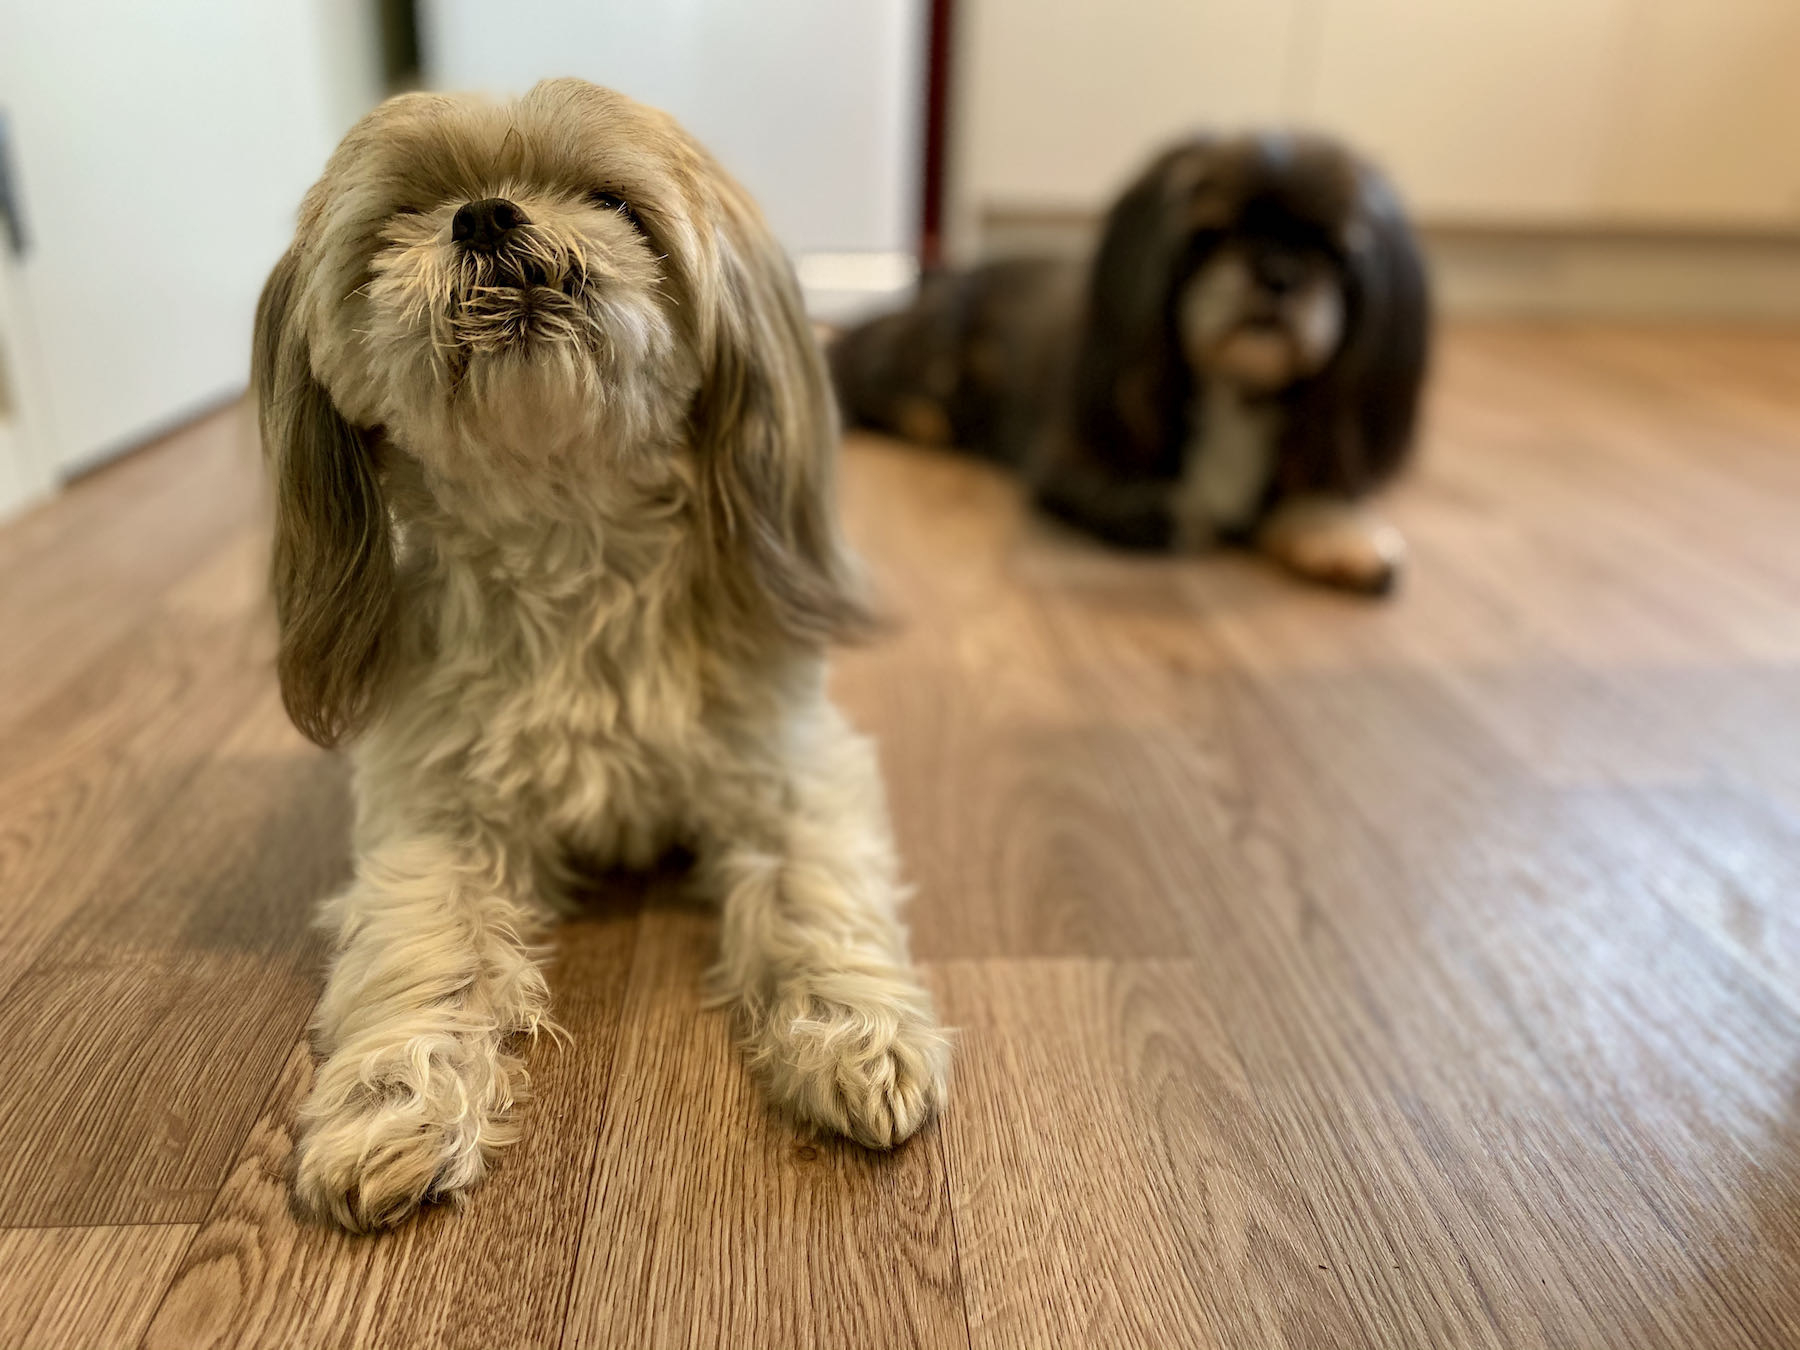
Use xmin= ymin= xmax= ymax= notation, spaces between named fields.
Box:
xmin=1259 ymin=498 xmax=1407 ymax=596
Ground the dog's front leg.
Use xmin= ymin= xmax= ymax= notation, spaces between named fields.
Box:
xmin=292 ymin=832 xmax=552 ymax=1231
xmin=706 ymin=716 xmax=950 ymax=1149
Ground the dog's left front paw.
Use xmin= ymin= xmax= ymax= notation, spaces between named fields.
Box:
xmin=749 ymin=981 xmax=950 ymax=1149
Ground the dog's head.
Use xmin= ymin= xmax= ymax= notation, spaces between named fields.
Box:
xmin=1073 ymin=132 xmax=1429 ymax=487
xmin=1170 ymin=140 xmax=1357 ymax=393
xmin=255 ymin=79 xmax=862 ymax=746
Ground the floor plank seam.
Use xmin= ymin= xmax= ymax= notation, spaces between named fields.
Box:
xmin=0 ymin=1220 xmax=203 ymax=1234
xmin=551 ymin=907 xmax=648 ymax=1350
xmin=129 ymin=1004 xmax=323 ymax=1345
xmin=932 ymin=1118 xmax=978 ymax=1350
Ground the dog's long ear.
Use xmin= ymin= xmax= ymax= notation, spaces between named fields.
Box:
xmin=689 ymin=183 xmax=872 ymax=651
xmin=254 ymin=247 xmax=395 ymax=747
xmin=1068 ymin=139 xmax=1227 ymax=479
xmin=1279 ymin=160 xmax=1431 ymax=497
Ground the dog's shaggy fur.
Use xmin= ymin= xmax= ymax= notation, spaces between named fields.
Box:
xmin=832 ymin=132 xmax=1431 ymax=593
xmin=255 ymin=79 xmax=948 ymax=1231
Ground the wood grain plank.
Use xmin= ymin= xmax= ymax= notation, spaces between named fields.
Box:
xmin=0 ymin=403 xmax=262 ymax=730
xmin=142 ymin=901 xmax=641 ymax=1350
xmin=0 ymin=527 xmax=275 ymax=1000
xmin=558 ymin=903 xmax=967 ymax=1350
xmin=833 ymin=442 xmax=1201 ymax=961
xmin=1142 ymin=666 xmax=1800 ymax=1348
xmin=1421 ymin=330 xmax=1800 ymax=639
xmin=0 ymin=1225 xmax=196 ymax=1350
xmin=996 ymin=539 xmax=1786 ymax=1348
xmin=930 ymin=958 xmax=1360 ymax=1350
xmin=843 ymin=659 xmax=1196 ymax=960
xmin=5 ymin=323 xmax=1800 ymax=1346
xmin=0 ymin=695 xmax=344 ymax=1225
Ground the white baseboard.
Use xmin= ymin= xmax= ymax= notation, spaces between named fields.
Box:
xmin=0 ymin=417 xmax=52 ymax=524
xmin=0 ymin=255 xmax=60 ymax=523
xmin=975 ymin=209 xmax=1800 ymax=322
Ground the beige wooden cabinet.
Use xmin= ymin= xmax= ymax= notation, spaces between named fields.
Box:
xmin=960 ymin=0 xmax=1800 ymax=230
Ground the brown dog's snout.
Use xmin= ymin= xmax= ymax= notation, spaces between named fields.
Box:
xmin=1253 ymin=251 xmax=1306 ymax=296
xmin=453 ymin=197 xmax=528 ymax=253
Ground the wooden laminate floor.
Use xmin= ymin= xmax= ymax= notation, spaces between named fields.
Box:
xmin=3 ymin=324 xmax=1800 ymax=1349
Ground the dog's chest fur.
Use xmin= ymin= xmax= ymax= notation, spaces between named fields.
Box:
xmin=361 ymin=487 xmax=763 ymax=873
xmin=1171 ymin=377 xmax=1281 ymax=546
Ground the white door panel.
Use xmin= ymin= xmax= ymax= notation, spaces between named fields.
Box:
xmin=421 ymin=0 xmax=926 ymax=258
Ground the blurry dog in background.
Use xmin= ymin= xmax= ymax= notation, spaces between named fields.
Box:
xmin=832 ymin=132 xmax=1430 ymax=593
xmin=257 ymin=79 xmax=947 ymax=1230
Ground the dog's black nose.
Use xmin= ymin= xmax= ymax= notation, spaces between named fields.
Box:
xmin=452 ymin=197 xmax=528 ymax=252
xmin=1255 ymin=255 xmax=1304 ymax=295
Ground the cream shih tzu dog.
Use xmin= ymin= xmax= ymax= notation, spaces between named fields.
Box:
xmin=254 ymin=79 xmax=948 ymax=1230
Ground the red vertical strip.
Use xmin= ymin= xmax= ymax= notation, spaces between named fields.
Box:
xmin=919 ymin=0 xmax=955 ymax=268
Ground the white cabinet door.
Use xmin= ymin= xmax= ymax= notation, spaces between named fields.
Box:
xmin=957 ymin=0 xmax=1800 ymax=232
xmin=964 ymin=0 xmax=1301 ymax=209
xmin=1596 ymin=0 xmax=1800 ymax=228
xmin=1303 ymin=0 xmax=1634 ymax=223
xmin=0 ymin=0 xmax=339 ymax=474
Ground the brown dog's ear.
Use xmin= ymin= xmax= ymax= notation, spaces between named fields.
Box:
xmin=1068 ymin=138 xmax=1227 ymax=480
xmin=254 ymin=247 xmax=395 ymax=747
xmin=689 ymin=184 xmax=872 ymax=651
xmin=1277 ymin=157 xmax=1431 ymax=498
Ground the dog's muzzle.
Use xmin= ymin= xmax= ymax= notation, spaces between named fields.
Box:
xmin=447 ymin=202 xmax=589 ymax=352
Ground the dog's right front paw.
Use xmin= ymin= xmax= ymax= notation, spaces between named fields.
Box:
xmin=1258 ymin=498 xmax=1407 ymax=596
xmin=291 ymin=1043 xmax=521 ymax=1232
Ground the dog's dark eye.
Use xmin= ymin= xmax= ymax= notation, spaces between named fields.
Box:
xmin=392 ymin=205 xmax=422 ymax=218
xmin=587 ymin=189 xmax=645 ymax=234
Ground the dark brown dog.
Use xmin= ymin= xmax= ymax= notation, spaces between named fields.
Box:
xmin=831 ymin=132 xmax=1430 ymax=592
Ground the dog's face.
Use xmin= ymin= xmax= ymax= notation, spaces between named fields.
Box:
xmin=1164 ymin=140 xmax=1365 ymax=396
xmin=1175 ymin=233 xmax=1345 ymax=393
xmin=270 ymin=81 xmax=735 ymax=472
xmin=256 ymin=80 xmax=863 ymax=747
xmin=361 ymin=171 xmax=682 ymax=464
xmin=1073 ymin=130 xmax=1429 ymax=494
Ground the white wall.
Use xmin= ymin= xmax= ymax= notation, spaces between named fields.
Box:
xmin=0 ymin=0 xmax=347 ymax=477
xmin=421 ymin=0 xmax=927 ymax=258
